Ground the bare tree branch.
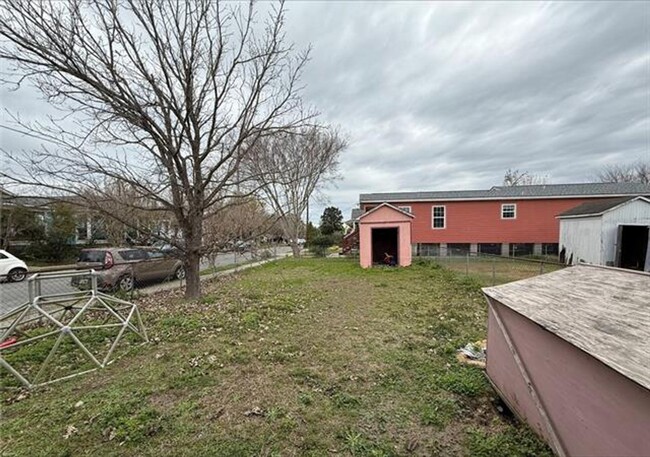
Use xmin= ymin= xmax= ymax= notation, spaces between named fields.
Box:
xmin=0 ymin=0 xmax=313 ymax=297
xmin=502 ymin=168 xmax=549 ymax=186
xmin=596 ymin=160 xmax=650 ymax=184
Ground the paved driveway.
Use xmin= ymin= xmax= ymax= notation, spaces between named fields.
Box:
xmin=0 ymin=247 xmax=291 ymax=316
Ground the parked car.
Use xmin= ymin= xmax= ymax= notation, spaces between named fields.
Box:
xmin=71 ymin=247 xmax=185 ymax=292
xmin=0 ymin=250 xmax=28 ymax=282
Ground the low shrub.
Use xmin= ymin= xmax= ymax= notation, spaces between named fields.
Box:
xmin=307 ymin=234 xmax=333 ymax=257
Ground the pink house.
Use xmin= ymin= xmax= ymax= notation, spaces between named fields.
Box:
xmin=358 ymin=203 xmax=414 ymax=268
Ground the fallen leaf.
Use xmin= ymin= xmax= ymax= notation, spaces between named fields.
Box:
xmin=63 ymin=425 xmax=78 ymax=439
xmin=244 ymin=406 xmax=265 ymax=417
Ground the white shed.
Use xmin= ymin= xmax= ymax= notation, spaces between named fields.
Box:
xmin=558 ymin=196 xmax=650 ymax=271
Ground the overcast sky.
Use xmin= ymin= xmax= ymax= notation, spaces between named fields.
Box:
xmin=283 ymin=1 xmax=650 ymax=220
xmin=1 ymin=1 xmax=649 ymax=223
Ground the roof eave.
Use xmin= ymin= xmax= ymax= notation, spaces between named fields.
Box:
xmin=556 ymin=213 xmax=603 ymax=219
xmin=360 ymin=193 xmax=648 ymax=204
xmin=358 ymin=202 xmax=416 ymax=220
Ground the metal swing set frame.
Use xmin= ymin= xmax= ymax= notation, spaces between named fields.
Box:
xmin=0 ymin=270 xmax=148 ymax=389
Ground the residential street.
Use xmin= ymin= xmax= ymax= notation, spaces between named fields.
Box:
xmin=0 ymin=248 xmax=291 ymax=316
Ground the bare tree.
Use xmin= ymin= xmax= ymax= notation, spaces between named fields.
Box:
xmin=82 ymin=181 xmax=180 ymax=246
xmin=245 ymin=127 xmax=346 ymax=257
xmin=597 ymin=161 xmax=650 ymax=184
xmin=502 ymin=168 xmax=549 ymax=186
xmin=0 ymin=0 xmax=312 ymax=297
xmin=202 ymin=196 xmax=275 ymax=256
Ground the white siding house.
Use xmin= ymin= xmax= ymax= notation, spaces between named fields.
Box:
xmin=558 ymin=197 xmax=650 ymax=271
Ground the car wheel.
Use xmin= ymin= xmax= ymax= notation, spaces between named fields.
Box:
xmin=118 ymin=275 xmax=134 ymax=292
xmin=174 ymin=266 xmax=186 ymax=280
xmin=8 ymin=268 xmax=27 ymax=282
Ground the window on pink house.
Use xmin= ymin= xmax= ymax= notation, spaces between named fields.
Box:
xmin=432 ymin=206 xmax=445 ymax=229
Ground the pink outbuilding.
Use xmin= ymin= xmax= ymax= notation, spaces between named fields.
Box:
xmin=483 ymin=265 xmax=650 ymax=457
xmin=358 ymin=203 xmax=413 ymax=268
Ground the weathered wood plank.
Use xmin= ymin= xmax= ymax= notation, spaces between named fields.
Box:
xmin=483 ymin=264 xmax=650 ymax=390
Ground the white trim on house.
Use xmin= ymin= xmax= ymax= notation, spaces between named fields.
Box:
xmin=358 ymin=202 xmax=415 ymax=220
xmin=432 ymin=205 xmax=446 ymax=229
xmin=501 ymin=203 xmax=517 ymax=219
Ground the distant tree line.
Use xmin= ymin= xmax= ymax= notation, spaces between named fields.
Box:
xmin=596 ymin=161 xmax=649 ymax=184
xmin=502 ymin=159 xmax=650 ymax=187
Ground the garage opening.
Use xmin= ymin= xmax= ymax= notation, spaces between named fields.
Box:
xmin=617 ymin=225 xmax=649 ymax=271
xmin=371 ymin=227 xmax=398 ymax=265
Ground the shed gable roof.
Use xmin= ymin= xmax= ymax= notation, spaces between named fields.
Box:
xmin=558 ymin=196 xmax=650 ymax=218
xmin=358 ymin=202 xmax=415 ymax=222
xmin=483 ymin=264 xmax=650 ymax=390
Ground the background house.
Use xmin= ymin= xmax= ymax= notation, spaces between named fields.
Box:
xmin=0 ymin=186 xmax=180 ymax=265
xmin=558 ymin=196 xmax=650 ymax=271
xmin=354 ymin=182 xmax=650 ymax=261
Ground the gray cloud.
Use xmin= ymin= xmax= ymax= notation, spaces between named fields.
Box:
xmin=1 ymin=2 xmax=648 ymax=223
xmin=283 ymin=1 xmax=650 ymax=219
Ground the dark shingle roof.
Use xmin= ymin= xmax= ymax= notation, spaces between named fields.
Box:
xmin=349 ymin=208 xmax=362 ymax=221
xmin=360 ymin=182 xmax=650 ymax=203
xmin=488 ymin=183 xmax=650 ymax=198
xmin=558 ymin=196 xmax=649 ymax=217
xmin=3 ymin=195 xmax=60 ymax=208
xmin=360 ymin=190 xmax=489 ymax=202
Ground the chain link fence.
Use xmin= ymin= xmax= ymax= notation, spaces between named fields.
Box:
xmin=413 ymin=249 xmax=565 ymax=286
xmin=1 ymin=244 xmax=290 ymax=317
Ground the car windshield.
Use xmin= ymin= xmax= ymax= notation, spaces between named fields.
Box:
xmin=78 ymin=251 xmax=106 ymax=263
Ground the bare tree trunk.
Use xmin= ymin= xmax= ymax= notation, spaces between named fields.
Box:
xmin=290 ymin=241 xmax=301 ymax=258
xmin=182 ymin=218 xmax=204 ymax=299
xmin=184 ymin=249 xmax=202 ymax=299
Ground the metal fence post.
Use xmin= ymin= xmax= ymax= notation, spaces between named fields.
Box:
xmin=540 ymin=261 xmax=545 ymax=275
xmin=465 ymin=253 xmax=469 ymax=276
xmin=492 ymin=257 xmax=496 ymax=286
xmin=90 ymin=269 xmax=98 ymax=295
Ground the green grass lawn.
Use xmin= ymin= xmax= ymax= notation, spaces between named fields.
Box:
xmin=418 ymin=256 xmax=564 ymax=286
xmin=1 ymin=258 xmax=551 ymax=457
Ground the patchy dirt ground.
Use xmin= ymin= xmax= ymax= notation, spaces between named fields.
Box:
xmin=1 ymin=258 xmax=551 ymax=456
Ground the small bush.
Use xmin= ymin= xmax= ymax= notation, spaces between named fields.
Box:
xmin=307 ymin=234 xmax=333 ymax=257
